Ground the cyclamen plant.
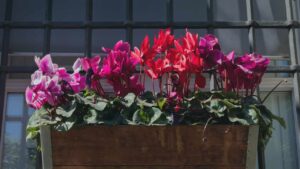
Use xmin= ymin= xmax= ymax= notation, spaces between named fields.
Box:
xmin=26 ymin=29 xmax=285 ymax=148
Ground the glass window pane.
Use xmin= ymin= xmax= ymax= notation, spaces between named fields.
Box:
xmin=9 ymin=29 xmax=44 ymax=52
xmin=12 ymin=0 xmax=45 ymax=21
xmin=253 ymin=0 xmax=287 ymax=20
xmin=173 ymin=0 xmax=207 ymax=22
xmin=213 ymin=0 xmax=247 ymax=21
xmin=214 ymin=29 xmax=249 ymax=55
xmin=93 ymin=0 xmax=126 ymax=21
xmin=133 ymin=29 xmax=160 ymax=47
xmin=0 ymin=30 xmax=42 ymax=68
xmin=0 ymin=0 xmax=5 ymax=21
xmin=52 ymin=0 xmax=86 ymax=21
xmin=255 ymin=29 xmax=290 ymax=57
xmin=2 ymin=122 xmax=22 ymax=169
xmin=25 ymin=139 xmax=37 ymax=169
xmin=133 ymin=0 xmax=166 ymax=22
xmin=52 ymin=55 xmax=79 ymax=67
xmin=51 ymin=29 xmax=85 ymax=53
xmin=9 ymin=55 xmax=37 ymax=67
xmin=7 ymin=73 xmax=32 ymax=80
xmin=6 ymin=93 xmax=24 ymax=117
xmin=92 ymin=29 xmax=126 ymax=53
xmin=262 ymin=92 xmax=298 ymax=169
xmin=174 ymin=29 xmax=207 ymax=37
xmin=27 ymin=107 xmax=35 ymax=116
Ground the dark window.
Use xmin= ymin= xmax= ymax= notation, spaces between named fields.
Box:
xmin=133 ymin=0 xmax=166 ymax=21
xmin=93 ymin=0 xmax=126 ymax=21
xmin=52 ymin=0 xmax=86 ymax=21
xmin=173 ymin=0 xmax=207 ymax=21
xmin=12 ymin=0 xmax=45 ymax=21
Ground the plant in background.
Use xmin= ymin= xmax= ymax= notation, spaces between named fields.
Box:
xmin=26 ymin=29 xmax=285 ymax=148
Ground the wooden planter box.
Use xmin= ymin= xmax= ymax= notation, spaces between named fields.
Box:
xmin=40 ymin=125 xmax=258 ymax=169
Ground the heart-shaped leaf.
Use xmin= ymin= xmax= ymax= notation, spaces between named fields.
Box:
xmin=56 ymin=100 xmax=76 ymax=117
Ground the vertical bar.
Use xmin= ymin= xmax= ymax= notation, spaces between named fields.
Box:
xmin=246 ymin=0 xmax=265 ymax=169
xmin=40 ymin=126 xmax=53 ymax=169
xmin=19 ymin=98 xmax=28 ymax=169
xmin=285 ymin=0 xmax=300 ymax=168
xmin=0 ymin=0 xmax=13 ymax=167
xmin=246 ymin=0 xmax=256 ymax=54
xmin=85 ymin=0 xmax=92 ymax=58
xmin=39 ymin=0 xmax=53 ymax=168
xmin=43 ymin=0 xmax=52 ymax=55
xmin=126 ymin=0 xmax=133 ymax=45
xmin=207 ymin=0 xmax=214 ymax=90
xmin=246 ymin=126 xmax=259 ymax=169
xmin=246 ymin=0 xmax=255 ymax=53
xmin=207 ymin=0 xmax=213 ymax=34
xmin=166 ymin=0 xmax=173 ymax=33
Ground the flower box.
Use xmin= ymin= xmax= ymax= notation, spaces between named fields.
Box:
xmin=40 ymin=125 xmax=258 ymax=169
xmin=26 ymin=29 xmax=285 ymax=169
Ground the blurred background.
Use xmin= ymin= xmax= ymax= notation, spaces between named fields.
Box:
xmin=0 ymin=0 xmax=300 ymax=168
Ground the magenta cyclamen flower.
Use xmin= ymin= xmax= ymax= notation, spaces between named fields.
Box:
xmin=235 ymin=53 xmax=270 ymax=93
xmin=34 ymin=54 xmax=58 ymax=75
xmin=199 ymin=34 xmax=223 ymax=69
xmin=100 ymin=41 xmax=144 ymax=96
xmin=219 ymin=52 xmax=270 ymax=95
xmin=26 ymin=70 xmax=62 ymax=109
xmin=73 ymin=56 xmax=103 ymax=95
xmin=26 ymin=54 xmax=87 ymax=109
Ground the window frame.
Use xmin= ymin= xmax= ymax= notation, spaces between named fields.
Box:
xmin=0 ymin=0 xmax=300 ymax=169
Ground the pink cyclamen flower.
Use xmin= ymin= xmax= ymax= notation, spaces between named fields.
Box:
xmin=69 ymin=72 xmax=86 ymax=93
xmin=26 ymin=54 xmax=82 ymax=109
xmin=25 ymin=87 xmax=47 ymax=109
xmin=34 ymin=54 xmax=58 ymax=75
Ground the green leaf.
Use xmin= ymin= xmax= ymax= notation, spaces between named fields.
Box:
xmin=140 ymin=91 xmax=155 ymax=102
xmin=84 ymin=109 xmax=98 ymax=124
xmin=56 ymin=100 xmax=76 ymax=117
xmin=122 ymin=93 xmax=136 ymax=107
xmin=136 ymin=97 xmax=155 ymax=107
xmin=89 ymin=101 xmax=107 ymax=111
xmin=227 ymin=107 xmax=258 ymax=125
xmin=257 ymin=105 xmax=286 ymax=128
xmin=271 ymin=114 xmax=286 ymax=128
xmin=26 ymin=107 xmax=61 ymax=140
xmin=242 ymin=95 xmax=261 ymax=105
xmin=207 ymin=99 xmax=226 ymax=117
xmin=247 ymin=108 xmax=259 ymax=124
xmin=149 ymin=107 xmax=163 ymax=125
xmin=227 ymin=108 xmax=250 ymax=125
xmin=220 ymin=99 xmax=240 ymax=109
xmin=54 ymin=116 xmax=77 ymax=132
xmin=27 ymin=107 xmax=60 ymax=129
xmin=132 ymin=109 xmax=150 ymax=125
xmin=132 ymin=107 xmax=173 ymax=125
xmin=157 ymin=98 xmax=167 ymax=110
xmin=150 ymin=107 xmax=173 ymax=125
xmin=26 ymin=127 xmax=39 ymax=140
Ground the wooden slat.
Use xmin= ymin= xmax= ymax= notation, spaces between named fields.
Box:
xmin=50 ymin=125 xmax=250 ymax=168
